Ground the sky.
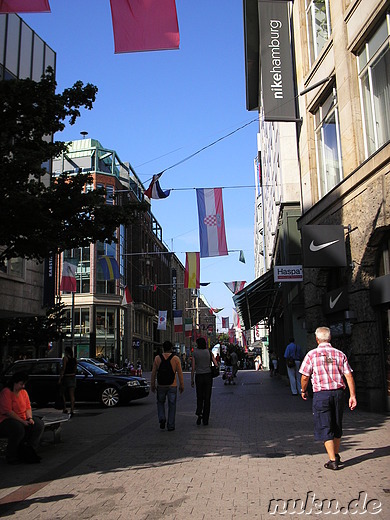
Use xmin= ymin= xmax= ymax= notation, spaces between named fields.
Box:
xmin=21 ymin=0 xmax=259 ymax=330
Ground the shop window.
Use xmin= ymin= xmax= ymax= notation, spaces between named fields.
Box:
xmin=314 ymin=87 xmax=343 ymax=197
xmin=306 ymin=0 xmax=332 ymax=65
xmin=358 ymin=16 xmax=390 ymax=157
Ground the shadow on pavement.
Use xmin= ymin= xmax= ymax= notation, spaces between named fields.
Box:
xmin=0 ymin=369 xmax=389 ymax=512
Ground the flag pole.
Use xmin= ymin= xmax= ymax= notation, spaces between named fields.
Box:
xmin=71 ymin=291 xmax=75 ymax=353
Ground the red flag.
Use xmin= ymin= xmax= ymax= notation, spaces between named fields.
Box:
xmin=122 ymin=286 xmax=133 ymax=305
xmin=0 ymin=0 xmax=50 ymax=12
xmin=222 ymin=317 xmax=229 ymax=329
xmin=110 ymin=0 xmax=180 ymax=54
xmin=60 ymin=262 xmax=76 ymax=293
xmin=184 ymin=252 xmax=200 ymax=289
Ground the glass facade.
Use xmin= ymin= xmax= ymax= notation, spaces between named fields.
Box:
xmin=0 ymin=13 xmax=55 ymax=80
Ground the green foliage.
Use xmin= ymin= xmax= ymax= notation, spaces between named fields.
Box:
xmin=0 ymin=68 xmax=146 ymax=262
xmin=0 ymin=302 xmax=68 ymax=348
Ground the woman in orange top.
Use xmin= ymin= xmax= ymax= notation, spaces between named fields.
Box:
xmin=0 ymin=371 xmax=44 ymax=464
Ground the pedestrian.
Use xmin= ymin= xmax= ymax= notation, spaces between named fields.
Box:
xmin=254 ymin=354 xmax=262 ymax=371
xmin=150 ymin=341 xmax=184 ymax=431
xmin=0 ymin=371 xmax=44 ymax=464
xmin=230 ymin=348 xmax=239 ymax=377
xmin=300 ymin=326 xmax=357 ymax=470
xmin=191 ymin=337 xmax=219 ymax=426
xmin=284 ymin=337 xmax=303 ymax=395
xmin=269 ymin=350 xmax=278 ymax=376
xmin=58 ymin=346 xmax=77 ymax=417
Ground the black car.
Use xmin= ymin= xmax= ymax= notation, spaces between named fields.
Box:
xmin=0 ymin=358 xmax=150 ymax=408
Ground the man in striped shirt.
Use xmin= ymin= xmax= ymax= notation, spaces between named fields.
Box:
xmin=300 ymin=326 xmax=357 ymax=470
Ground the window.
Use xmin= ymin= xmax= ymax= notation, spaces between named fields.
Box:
xmin=314 ymin=88 xmax=343 ymax=197
xmin=378 ymin=237 xmax=390 ymax=276
xmin=63 ymin=247 xmax=90 ymax=293
xmin=64 ymin=308 xmax=90 ymax=338
xmin=0 ymin=257 xmax=24 ymax=279
xmin=358 ymin=16 xmax=390 ymax=157
xmin=306 ymin=0 xmax=332 ymax=64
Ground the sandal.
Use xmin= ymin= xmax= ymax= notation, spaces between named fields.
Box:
xmin=324 ymin=460 xmax=338 ymax=470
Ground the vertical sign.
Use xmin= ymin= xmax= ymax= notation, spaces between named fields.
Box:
xmin=172 ymin=268 xmax=177 ymax=311
xmin=258 ymin=1 xmax=297 ymax=121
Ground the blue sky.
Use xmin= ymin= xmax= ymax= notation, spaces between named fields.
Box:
xmin=22 ymin=0 xmax=259 ymax=329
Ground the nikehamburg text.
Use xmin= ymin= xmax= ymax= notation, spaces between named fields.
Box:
xmin=268 ymin=491 xmax=382 ymax=515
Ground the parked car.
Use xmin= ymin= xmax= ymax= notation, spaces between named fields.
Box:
xmin=0 ymin=358 xmax=150 ymax=408
xmin=79 ymin=357 xmax=106 ymax=370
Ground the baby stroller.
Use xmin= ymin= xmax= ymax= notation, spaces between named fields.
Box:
xmin=222 ymin=366 xmax=235 ymax=385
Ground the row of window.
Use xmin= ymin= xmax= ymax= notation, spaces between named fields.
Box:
xmin=310 ymin=8 xmax=390 ymax=197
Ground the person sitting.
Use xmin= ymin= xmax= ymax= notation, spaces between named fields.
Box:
xmin=0 ymin=371 xmax=44 ymax=464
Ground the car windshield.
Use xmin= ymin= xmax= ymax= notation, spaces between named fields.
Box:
xmin=78 ymin=361 xmax=108 ymax=375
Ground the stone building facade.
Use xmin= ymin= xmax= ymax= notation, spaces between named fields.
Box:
xmin=295 ymin=0 xmax=390 ymax=411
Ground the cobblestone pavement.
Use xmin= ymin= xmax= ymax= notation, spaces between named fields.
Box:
xmin=0 ymin=370 xmax=389 ymax=519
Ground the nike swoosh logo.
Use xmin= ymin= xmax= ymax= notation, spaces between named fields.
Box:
xmin=329 ymin=292 xmax=343 ymax=309
xmin=309 ymin=239 xmax=339 ymax=252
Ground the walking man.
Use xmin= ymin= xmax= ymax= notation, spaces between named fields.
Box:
xmin=151 ymin=341 xmax=184 ymax=431
xmin=284 ymin=337 xmax=303 ymax=395
xmin=300 ymin=326 xmax=357 ymax=470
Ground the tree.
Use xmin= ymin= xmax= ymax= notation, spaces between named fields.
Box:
xmin=0 ymin=302 xmax=68 ymax=354
xmin=0 ymin=68 xmax=146 ymax=262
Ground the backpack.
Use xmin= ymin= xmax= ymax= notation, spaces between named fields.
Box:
xmin=157 ymin=353 xmax=175 ymax=385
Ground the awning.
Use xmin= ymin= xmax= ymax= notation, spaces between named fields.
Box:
xmin=233 ymin=270 xmax=278 ymax=330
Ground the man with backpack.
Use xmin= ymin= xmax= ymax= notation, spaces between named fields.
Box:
xmin=151 ymin=341 xmax=184 ymax=431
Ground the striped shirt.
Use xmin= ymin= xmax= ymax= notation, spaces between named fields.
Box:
xmin=299 ymin=343 xmax=353 ymax=393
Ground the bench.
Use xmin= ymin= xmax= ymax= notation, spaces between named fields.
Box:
xmin=36 ymin=412 xmax=70 ymax=444
xmin=0 ymin=412 xmax=69 ymax=455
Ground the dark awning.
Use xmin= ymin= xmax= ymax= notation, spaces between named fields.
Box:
xmin=233 ymin=270 xmax=278 ymax=330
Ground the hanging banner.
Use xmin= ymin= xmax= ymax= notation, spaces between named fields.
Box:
xmin=184 ymin=252 xmax=200 ymax=289
xmin=196 ymin=188 xmax=228 ymax=258
xmin=258 ymin=1 xmax=297 ymax=122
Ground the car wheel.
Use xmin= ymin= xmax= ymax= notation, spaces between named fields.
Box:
xmin=100 ymin=386 xmax=120 ymax=407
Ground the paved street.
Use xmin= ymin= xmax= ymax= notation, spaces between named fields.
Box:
xmin=0 ymin=369 xmax=389 ymax=519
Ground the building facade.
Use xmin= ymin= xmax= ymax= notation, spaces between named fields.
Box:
xmin=52 ymin=139 xmax=193 ymax=371
xmin=240 ymin=0 xmax=390 ymax=412
xmin=293 ymin=0 xmax=390 ymax=412
xmin=0 ymin=14 xmax=56 ymax=345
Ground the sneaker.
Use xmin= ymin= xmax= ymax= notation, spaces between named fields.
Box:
xmin=324 ymin=460 xmax=338 ymax=470
xmin=159 ymin=420 xmax=166 ymax=430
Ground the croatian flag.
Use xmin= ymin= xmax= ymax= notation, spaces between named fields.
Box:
xmin=144 ymin=173 xmax=171 ymax=200
xmin=173 ymin=310 xmax=183 ymax=333
xmin=0 ymin=0 xmax=51 ymax=12
xmin=60 ymin=262 xmax=77 ymax=293
xmin=196 ymin=188 xmax=228 ymax=258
